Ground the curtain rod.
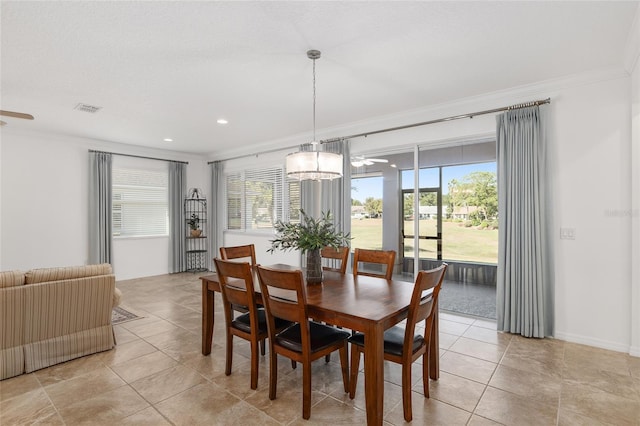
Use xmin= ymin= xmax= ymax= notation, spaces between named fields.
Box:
xmin=208 ymin=97 xmax=551 ymax=164
xmin=89 ymin=149 xmax=189 ymax=165
xmin=322 ymin=98 xmax=551 ymax=143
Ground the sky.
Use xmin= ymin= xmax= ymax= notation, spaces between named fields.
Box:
xmin=351 ymin=161 xmax=496 ymax=203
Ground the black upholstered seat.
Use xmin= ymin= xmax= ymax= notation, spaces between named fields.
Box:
xmin=276 ymin=321 xmax=351 ymax=353
xmin=233 ymin=309 xmax=292 ymax=334
xmin=348 ymin=326 xmax=424 ymax=357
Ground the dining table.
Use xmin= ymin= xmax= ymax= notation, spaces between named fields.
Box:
xmin=200 ymin=264 xmax=440 ymax=426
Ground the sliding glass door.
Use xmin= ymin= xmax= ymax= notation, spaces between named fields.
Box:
xmin=349 ymin=141 xmax=498 ymax=317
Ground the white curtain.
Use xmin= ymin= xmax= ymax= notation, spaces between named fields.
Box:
xmin=88 ymin=151 xmax=112 ymax=264
xmin=209 ymin=161 xmax=222 ymax=271
xmin=496 ymin=105 xmax=554 ymax=338
xmin=168 ymin=162 xmax=186 ymax=273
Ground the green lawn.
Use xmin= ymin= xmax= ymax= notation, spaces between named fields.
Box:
xmin=350 ymin=218 xmax=498 ymax=264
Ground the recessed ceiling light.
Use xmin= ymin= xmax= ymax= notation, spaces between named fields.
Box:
xmin=163 ymin=138 xmax=173 ymax=142
xmin=217 ymin=118 xmax=228 ymax=125
xmin=390 ymin=164 xmax=397 ymax=168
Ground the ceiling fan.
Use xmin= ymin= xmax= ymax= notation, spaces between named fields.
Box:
xmin=351 ymin=155 xmax=389 ymax=167
xmin=0 ymin=110 xmax=35 ymax=126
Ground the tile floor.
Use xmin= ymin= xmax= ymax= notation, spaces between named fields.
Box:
xmin=1 ymin=273 xmax=639 ymax=425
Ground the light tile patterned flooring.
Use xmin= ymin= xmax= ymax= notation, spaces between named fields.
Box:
xmin=2 ymin=273 xmax=640 ymax=425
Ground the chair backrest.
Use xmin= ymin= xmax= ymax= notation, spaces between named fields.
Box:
xmin=403 ymin=263 xmax=448 ymax=351
xmin=220 ymin=244 xmax=257 ymax=265
xmin=256 ymin=266 xmax=310 ymax=345
xmin=352 ymin=248 xmax=396 ymax=280
xmin=320 ymin=246 xmax=350 ymax=274
xmin=214 ymin=258 xmax=260 ymax=326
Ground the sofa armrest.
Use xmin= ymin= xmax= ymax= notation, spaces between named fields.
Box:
xmin=113 ymin=287 xmax=122 ymax=308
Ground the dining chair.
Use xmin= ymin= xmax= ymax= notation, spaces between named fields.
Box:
xmin=352 ymin=248 xmax=396 ymax=280
xmin=320 ymin=246 xmax=350 ymax=274
xmin=319 ymin=246 xmax=350 ymax=360
xmin=220 ymin=244 xmax=257 ymax=265
xmin=256 ymin=265 xmax=351 ymax=420
xmin=219 ymin=244 xmax=259 ymax=338
xmin=213 ymin=258 xmax=292 ymax=390
xmin=348 ymin=263 xmax=448 ymax=422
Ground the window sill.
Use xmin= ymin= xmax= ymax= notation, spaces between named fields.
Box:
xmin=113 ymin=235 xmax=169 ymax=241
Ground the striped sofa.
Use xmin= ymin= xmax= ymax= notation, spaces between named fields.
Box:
xmin=0 ymin=264 xmax=118 ymax=380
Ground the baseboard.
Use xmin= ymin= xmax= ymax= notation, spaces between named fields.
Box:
xmin=554 ymin=331 xmax=631 ymax=354
xmin=630 ymin=345 xmax=640 ymax=357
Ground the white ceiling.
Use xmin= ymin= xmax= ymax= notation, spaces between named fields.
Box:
xmin=1 ymin=1 xmax=637 ymax=156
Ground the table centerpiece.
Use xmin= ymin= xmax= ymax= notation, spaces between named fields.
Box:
xmin=268 ymin=210 xmax=350 ymax=284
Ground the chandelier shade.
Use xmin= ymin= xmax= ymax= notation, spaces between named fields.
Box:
xmin=286 ymin=49 xmax=343 ymax=181
xmin=286 ymin=150 xmax=343 ymax=181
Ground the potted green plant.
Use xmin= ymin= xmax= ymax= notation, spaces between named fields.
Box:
xmin=268 ymin=210 xmax=350 ymax=283
xmin=187 ymin=213 xmax=202 ymax=237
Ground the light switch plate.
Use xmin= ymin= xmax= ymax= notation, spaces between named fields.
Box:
xmin=560 ymin=228 xmax=576 ymax=240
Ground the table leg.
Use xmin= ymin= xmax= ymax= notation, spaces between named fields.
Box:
xmin=363 ymin=323 xmax=384 ymax=426
xmin=202 ymin=282 xmax=215 ymax=355
xmin=429 ymin=301 xmax=439 ymax=380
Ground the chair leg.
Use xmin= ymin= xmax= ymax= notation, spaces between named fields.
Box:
xmin=349 ymin=345 xmax=360 ymax=399
xmin=225 ymin=333 xmax=233 ymax=376
xmin=402 ymin=362 xmax=413 ymax=422
xmin=269 ymin=347 xmax=278 ymax=400
xmin=422 ymin=352 xmax=429 ymax=398
xmin=302 ymin=360 xmax=312 ymax=420
xmin=291 ymin=359 xmax=297 ymax=369
xmin=260 ymin=339 xmax=266 ymax=356
xmin=250 ymin=339 xmax=259 ymax=390
xmin=325 ymin=353 xmax=331 ymax=363
xmin=339 ymin=342 xmax=349 ymax=393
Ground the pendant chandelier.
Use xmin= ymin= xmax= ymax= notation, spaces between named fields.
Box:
xmin=286 ymin=50 xmax=343 ymax=181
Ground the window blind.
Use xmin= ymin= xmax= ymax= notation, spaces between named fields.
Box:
xmin=225 ymin=166 xmax=299 ymax=231
xmin=112 ymin=159 xmax=168 ymax=237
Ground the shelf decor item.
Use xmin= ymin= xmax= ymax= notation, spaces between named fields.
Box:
xmin=187 ymin=213 xmax=201 ymax=237
xmin=268 ymin=210 xmax=350 ymax=284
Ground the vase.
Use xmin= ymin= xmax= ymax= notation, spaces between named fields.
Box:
xmin=305 ymin=249 xmax=323 ymax=284
xmin=190 ymin=229 xmax=202 ymax=237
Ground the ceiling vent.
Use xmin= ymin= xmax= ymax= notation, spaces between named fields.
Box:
xmin=74 ymin=103 xmax=102 ymax=114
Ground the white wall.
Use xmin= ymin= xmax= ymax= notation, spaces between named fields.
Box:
xmin=550 ymin=78 xmax=631 ymax=352
xmin=0 ymin=130 xmax=208 ymax=280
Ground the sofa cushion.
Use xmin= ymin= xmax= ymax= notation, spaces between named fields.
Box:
xmin=0 ymin=271 xmax=25 ymax=288
xmin=25 ymin=264 xmax=113 ymax=284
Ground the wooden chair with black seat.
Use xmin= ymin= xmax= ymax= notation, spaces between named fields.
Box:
xmin=348 ymin=263 xmax=448 ymax=422
xmin=352 ymin=248 xmax=396 ymax=280
xmin=320 ymin=245 xmax=350 ymax=362
xmin=256 ymin=265 xmax=351 ymax=420
xmin=220 ymin=244 xmax=257 ymax=265
xmin=213 ymin=258 xmax=293 ymax=390
xmin=320 ymin=246 xmax=350 ymax=274
xmin=219 ymin=244 xmax=261 ymax=348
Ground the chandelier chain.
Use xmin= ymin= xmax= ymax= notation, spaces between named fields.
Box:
xmin=312 ymin=57 xmax=316 ymax=144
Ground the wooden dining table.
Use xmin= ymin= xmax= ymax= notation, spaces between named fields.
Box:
xmin=200 ymin=264 xmax=440 ymax=426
